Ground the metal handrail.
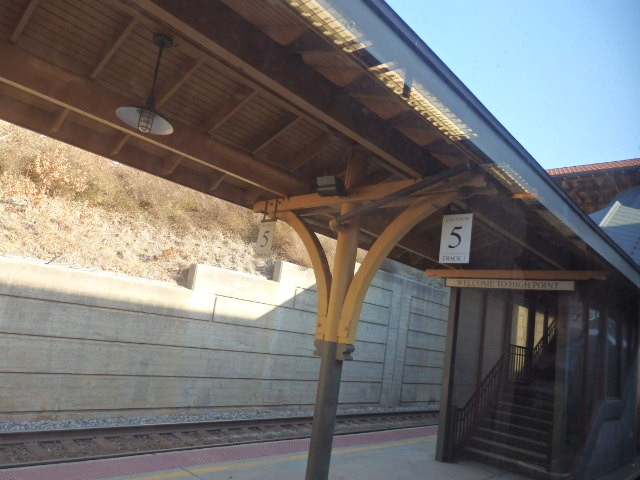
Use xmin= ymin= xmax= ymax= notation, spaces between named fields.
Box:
xmin=452 ymin=320 xmax=558 ymax=449
xmin=452 ymin=352 xmax=507 ymax=447
xmin=533 ymin=320 xmax=557 ymax=360
xmin=509 ymin=344 xmax=530 ymax=382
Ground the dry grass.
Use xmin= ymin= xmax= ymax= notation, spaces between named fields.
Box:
xmin=0 ymin=121 xmax=430 ymax=285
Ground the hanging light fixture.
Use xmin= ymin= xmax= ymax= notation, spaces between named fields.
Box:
xmin=116 ymin=33 xmax=174 ymax=135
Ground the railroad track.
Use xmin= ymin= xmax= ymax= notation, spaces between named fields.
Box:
xmin=0 ymin=410 xmax=437 ymax=469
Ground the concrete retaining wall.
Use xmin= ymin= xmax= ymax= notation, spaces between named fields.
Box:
xmin=0 ymin=256 xmax=449 ymax=420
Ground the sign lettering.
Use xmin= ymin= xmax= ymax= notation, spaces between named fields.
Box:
xmin=439 ymin=214 xmax=473 ymax=264
xmin=445 ymin=278 xmax=575 ymax=291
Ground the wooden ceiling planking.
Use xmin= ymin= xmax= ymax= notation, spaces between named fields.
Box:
xmin=100 ymin=18 xmax=192 ymax=81
xmin=1 ymin=40 xmax=311 ymax=196
xmin=90 ymin=16 xmax=139 ymax=80
xmin=253 ymin=117 xmax=324 ymax=164
xmin=203 ymin=87 xmax=257 ymax=134
xmin=249 ymin=113 xmax=300 ymax=155
xmin=290 ymin=135 xmax=349 ymax=178
xmin=146 ymin=0 xmax=433 ymax=176
xmin=211 ymin=95 xmax=291 ymax=151
xmin=161 ymin=63 xmax=243 ymax=130
xmin=19 ymin=0 xmax=122 ymax=66
xmin=0 ymin=0 xmax=29 ymax=30
xmin=6 ymin=0 xmax=37 ymax=43
xmin=297 ymin=142 xmax=353 ymax=179
xmin=155 ymin=56 xmax=204 ymax=108
xmin=282 ymin=131 xmax=335 ymax=171
xmin=96 ymin=26 xmax=171 ymax=102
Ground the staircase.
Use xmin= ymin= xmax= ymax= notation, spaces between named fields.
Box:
xmin=455 ymin=326 xmax=557 ymax=478
xmin=463 ymin=381 xmax=554 ymax=478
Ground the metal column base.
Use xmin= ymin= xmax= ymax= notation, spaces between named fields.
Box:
xmin=305 ymin=340 xmax=344 ymax=480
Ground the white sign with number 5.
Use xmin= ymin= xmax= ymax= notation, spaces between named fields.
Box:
xmin=439 ymin=213 xmax=473 ymax=264
xmin=255 ymin=221 xmax=276 ymax=256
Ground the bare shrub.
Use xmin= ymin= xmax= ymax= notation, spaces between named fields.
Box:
xmin=25 ymin=150 xmax=88 ymax=197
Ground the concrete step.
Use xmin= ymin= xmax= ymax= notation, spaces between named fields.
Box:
xmin=483 ymin=418 xmax=551 ymax=443
xmin=508 ymin=385 xmax=555 ymax=402
xmin=491 ymin=410 xmax=553 ymax=432
xmin=495 ymin=400 xmax=554 ymax=421
xmin=466 ymin=436 xmax=548 ymax=464
xmin=463 ymin=446 xmax=552 ymax=479
xmin=473 ymin=427 xmax=550 ymax=455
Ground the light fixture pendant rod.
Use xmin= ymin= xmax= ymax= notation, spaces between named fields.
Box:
xmin=146 ymin=34 xmax=173 ymax=106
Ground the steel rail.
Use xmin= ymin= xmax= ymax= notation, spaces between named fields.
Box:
xmin=0 ymin=410 xmax=438 ymax=469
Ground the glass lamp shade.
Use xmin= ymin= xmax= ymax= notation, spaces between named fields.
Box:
xmin=116 ymin=106 xmax=174 ymax=135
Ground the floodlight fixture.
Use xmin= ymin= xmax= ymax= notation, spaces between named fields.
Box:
xmin=316 ymin=175 xmax=347 ymax=197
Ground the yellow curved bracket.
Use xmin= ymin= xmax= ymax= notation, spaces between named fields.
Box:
xmin=337 ymin=175 xmax=484 ymax=345
xmin=279 ymin=211 xmax=332 ymax=337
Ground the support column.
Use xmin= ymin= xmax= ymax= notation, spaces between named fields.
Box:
xmin=268 ymin=165 xmax=485 ymax=479
xmin=436 ymin=288 xmax=461 ymax=461
xmin=305 ymin=148 xmax=367 ymax=480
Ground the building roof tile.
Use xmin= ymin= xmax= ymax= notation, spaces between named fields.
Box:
xmin=547 ymin=158 xmax=640 ymax=177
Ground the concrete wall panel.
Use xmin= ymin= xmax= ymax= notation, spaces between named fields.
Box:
xmin=0 ymin=257 xmax=448 ymax=420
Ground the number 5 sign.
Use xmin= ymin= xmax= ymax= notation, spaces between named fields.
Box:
xmin=255 ymin=220 xmax=276 ymax=256
xmin=439 ymin=213 xmax=473 ymax=264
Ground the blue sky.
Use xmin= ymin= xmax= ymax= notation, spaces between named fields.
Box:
xmin=385 ymin=0 xmax=640 ymax=170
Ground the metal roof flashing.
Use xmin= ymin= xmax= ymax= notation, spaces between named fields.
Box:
xmin=329 ymin=0 xmax=640 ymax=286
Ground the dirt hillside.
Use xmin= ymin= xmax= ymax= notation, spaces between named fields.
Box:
xmin=0 ymin=121 xmax=428 ymax=285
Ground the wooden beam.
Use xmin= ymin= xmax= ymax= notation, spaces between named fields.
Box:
xmin=253 ymin=177 xmax=423 ymax=213
xmin=425 ymin=270 xmax=607 ymax=281
xmin=205 ymin=85 xmax=256 ymax=134
xmin=156 ymin=57 xmax=204 ymax=107
xmin=51 ymin=108 xmax=70 ymax=133
xmin=0 ymin=42 xmax=307 ymax=196
xmin=109 ymin=133 xmax=131 ymax=155
xmin=313 ymin=66 xmax=365 ymax=88
xmin=134 ymin=0 xmax=437 ymax=177
xmin=259 ymin=24 xmax=307 ymax=46
xmin=285 ymin=132 xmax=334 ymax=170
xmin=250 ymin=113 xmax=299 ymax=155
xmin=207 ymin=171 xmax=226 ymax=192
xmin=0 ymin=89 xmax=249 ymax=205
xmin=90 ymin=16 xmax=138 ymax=80
xmin=472 ymin=210 xmax=565 ymax=270
xmin=160 ymin=155 xmax=182 ymax=175
xmin=110 ymin=134 xmax=130 ymax=155
xmin=10 ymin=0 xmax=39 ymax=44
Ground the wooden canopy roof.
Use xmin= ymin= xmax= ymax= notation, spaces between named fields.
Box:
xmin=1 ymin=0 xmax=638 ymax=284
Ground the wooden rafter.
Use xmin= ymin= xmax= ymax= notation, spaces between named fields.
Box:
xmin=250 ymin=113 xmax=299 ymax=155
xmin=156 ymin=57 xmax=204 ymax=107
xmin=10 ymin=0 xmax=39 ymax=44
xmin=51 ymin=108 xmax=69 ymax=133
xmin=160 ymin=155 xmax=182 ymax=176
xmin=208 ymin=171 xmax=227 ymax=192
xmin=472 ymin=210 xmax=564 ymax=270
xmin=0 ymin=42 xmax=307 ymax=196
xmin=205 ymin=85 xmax=256 ymax=134
xmin=110 ymin=134 xmax=130 ymax=156
xmin=90 ymin=16 xmax=138 ymax=80
xmin=134 ymin=0 xmax=435 ymax=177
xmin=285 ymin=132 xmax=334 ymax=170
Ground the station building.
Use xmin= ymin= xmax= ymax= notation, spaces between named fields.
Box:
xmin=0 ymin=1 xmax=638 ymax=479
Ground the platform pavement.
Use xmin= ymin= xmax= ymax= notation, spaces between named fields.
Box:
xmin=0 ymin=427 xmax=529 ymax=480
